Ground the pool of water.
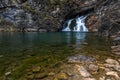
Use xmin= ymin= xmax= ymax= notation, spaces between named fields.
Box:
xmin=0 ymin=32 xmax=113 ymax=79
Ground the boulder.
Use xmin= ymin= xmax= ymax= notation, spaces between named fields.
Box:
xmin=35 ymin=73 xmax=47 ymax=79
xmin=32 ymin=66 xmax=41 ymax=73
xmin=106 ymin=71 xmax=120 ymax=80
xmin=76 ymin=65 xmax=91 ymax=77
xmin=68 ymin=55 xmax=95 ymax=64
xmin=105 ymin=58 xmax=119 ymax=65
xmin=5 ymin=72 xmax=11 ymax=76
xmin=88 ymin=64 xmax=99 ymax=72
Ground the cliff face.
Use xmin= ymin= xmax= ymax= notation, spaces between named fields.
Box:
xmin=0 ymin=0 xmax=120 ymax=34
xmin=86 ymin=0 xmax=120 ymax=36
xmin=0 ymin=0 xmax=97 ymax=31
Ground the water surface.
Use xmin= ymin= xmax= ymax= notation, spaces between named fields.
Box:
xmin=0 ymin=32 xmax=112 ymax=79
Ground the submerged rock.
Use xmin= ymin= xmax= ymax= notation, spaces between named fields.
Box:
xmin=5 ymin=72 xmax=11 ymax=76
xmin=48 ymin=72 xmax=55 ymax=76
xmin=0 ymin=55 xmax=3 ymax=58
xmin=32 ymin=66 xmax=41 ymax=73
xmin=27 ymin=74 xmax=34 ymax=79
xmin=88 ymin=64 xmax=99 ymax=72
xmin=76 ymin=65 xmax=91 ymax=77
xmin=68 ymin=55 xmax=95 ymax=64
xmin=83 ymin=78 xmax=96 ymax=80
xmin=105 ymin=59 xmax=119 ymax=65
xmin=35 ymin=73 xmax=47 ymax=79
xmin=82 ymin=42 xmax=88 ymax=45
xmin=105 ymin=58 xmax=120 ymax=71
xmin=99 ymin=76 xmax=105 ymax=80
xmin=56 ymin=73 xmax=68 ymax=80
xmin=118 ymin=59 xmax=120 ymax=62
xmin=106 ymin=71 xmax=120 ymax=80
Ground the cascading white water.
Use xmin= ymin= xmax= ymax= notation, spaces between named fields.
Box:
xmin=62 ymin=16 xmax=88 ymax=32
xmin=62 ymin=19 xmax=72 ymax=31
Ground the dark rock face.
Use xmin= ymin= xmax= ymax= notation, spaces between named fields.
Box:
xmin=86 ymin=14 xmax=99 ymax=32
xmin=0 ymin=0 xmax=120 ymax=32
xmin=98 ymin=1 xmax=120 ymax=36
xmin=0 ymin=0 xmax=97 ymax=32
xmin=87 ymin=0 xmax=120 ymax=34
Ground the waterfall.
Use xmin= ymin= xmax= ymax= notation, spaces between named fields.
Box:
xmin=62 ymin=19 xmax=72 ymax=31
xmin=62 ymin=16 xmax=88 ymax=32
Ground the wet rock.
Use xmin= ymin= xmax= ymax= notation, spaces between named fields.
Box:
xmin=118 ymin=59 xmax=120 ymax=62
xmin=104 ymin=68 xmax=111 ymax=72
xmin=82 ymin=42 xmax=88 ymax=45
xmin=105 ymin=76 xmax=116 ymax=80
xmin=68 ymin=55 xmax=95 ymax=64
xmin=114 ymin=65 xmax=120 ymax=72
xmin=27 ymin=71 xmax=33 ymax=75
xmin=114 ymin=52 xmax=120 ymax=55
xmin=113 ymin=37 xmax=120 ymax=46
xmin=83 ymin=78 xmax=96 ymax=80
xmin=99 ymin=76 xmax=105 ymax=80
xmin=27 ymin=74 xmax=34 ymax=79
xmin=25 ymin=28 xmax=38 ymax=32
xmin=88 ymin=64 xmax=99 ymax=72
xmin=105 ymin=58 xmax=120 ymax=71
xmin=68 ymin=74 xmax=82 ymax=80
xmin=56 ymin=73 xmax=68 ymax=80
xmin=32 ymin=66 xmax=41 ymax=73
xmin=111 ymin=45 xmax=120 ymax=49
xmin=111 ymin=45 xmax=120 ymax=55
xmin=48 ymin=72 xmax=55 ymax=76
xmin=76 ymin=65 xmax=91 ymax=77
xmin=106 ymin=71 xmax=120 ymax=80
xmin=114 ymin=37 xmax=120 ymax=41
xmin=105 ymin=59 xmax=119 ymax=65
xmin=38 ymin=29 xmax=47 ymax=32
xmin=35 ymin=73 xmax=47 ymax=79
xmin=54 ymin=78 xmax=58 ymax=80
xmin=105 ymin=64 xmax=120 ymax=71
xmin=5 ymin=72 xmax=11 ymax=76
xmin=0 ymin=55 xmax=3 ymax=58
xmin=86 ymin=14 xmax=98 ymax=32
xmin=66 ymin=71 xmax=73 ymax=76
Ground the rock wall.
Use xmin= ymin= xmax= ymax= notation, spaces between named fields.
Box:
xmin=0 ymin=0 xmax=97 ymax=32
xmin=0 ymin=0 xmax=120 ymax=33
xmin=86 ymin=0 xmax=120 ymax=46
xmin=86 ymin=0 xmax=120 ymax=35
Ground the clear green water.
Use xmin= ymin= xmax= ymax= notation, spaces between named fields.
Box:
xmin=0 ymin=32 xmax=113 ymax=79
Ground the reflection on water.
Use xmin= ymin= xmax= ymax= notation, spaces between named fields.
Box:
xmin=64 ymin=32 xmax=86 ymax=47
xmin=0 ymin=32 xmax=87 ymax=56
xmin=75 ymin=32 xmax=86 ymax=48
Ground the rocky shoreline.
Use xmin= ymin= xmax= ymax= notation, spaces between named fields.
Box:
xmin=65 ymin=55 xmax=120 ymax=80
xmin=0 ymin=28 xmax=47 ymax=32
xmin=12 ymin=54 xmax=119 ymax=80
